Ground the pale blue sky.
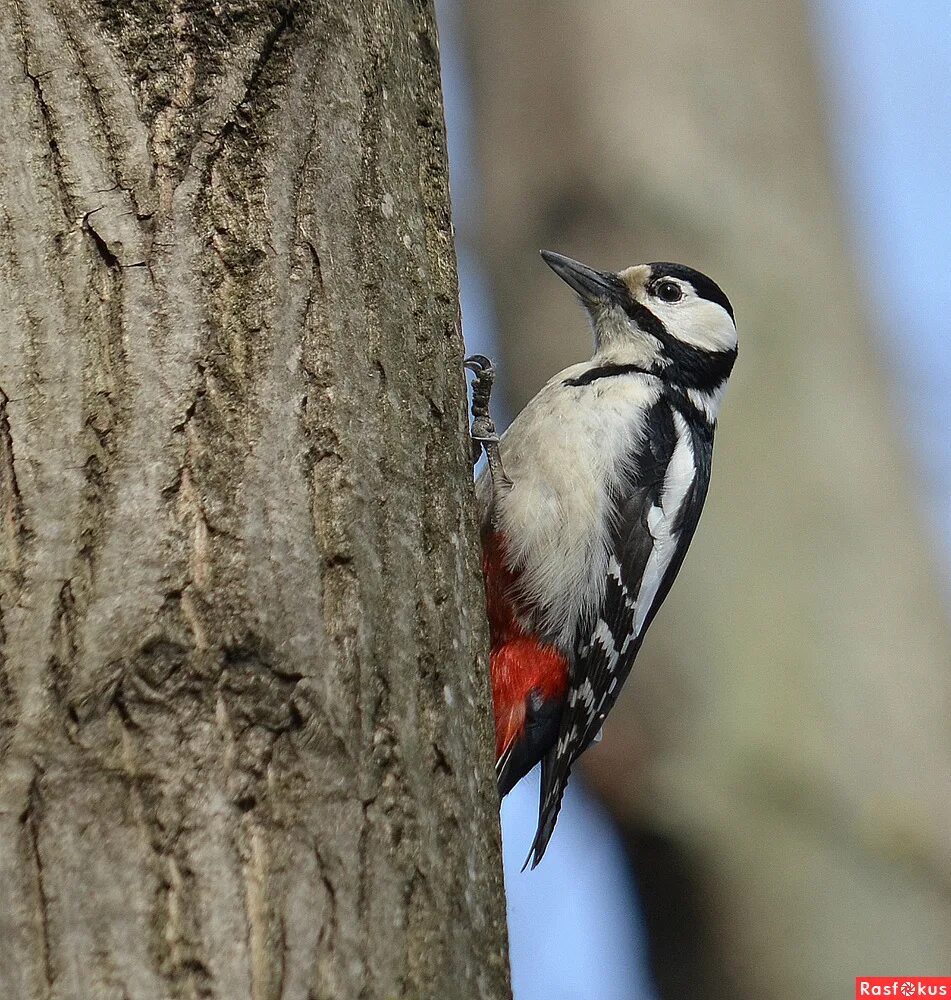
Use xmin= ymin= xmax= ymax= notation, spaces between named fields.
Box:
xmin=812 ymin=0 xmax=951 ymax=575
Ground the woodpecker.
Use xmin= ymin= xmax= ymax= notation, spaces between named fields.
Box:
xmin=466 ymin=250 xmax=737 ymax=868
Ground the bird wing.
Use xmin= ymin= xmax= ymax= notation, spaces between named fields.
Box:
xmin=525 ymin=400 xmax=713 ymax=868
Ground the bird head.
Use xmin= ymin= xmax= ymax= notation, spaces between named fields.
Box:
xmin=540 ymin=250 xmax=737 ymax=391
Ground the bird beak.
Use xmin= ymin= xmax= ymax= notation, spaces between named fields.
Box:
xmin=540 ymin=250 xmax=620 ymax=305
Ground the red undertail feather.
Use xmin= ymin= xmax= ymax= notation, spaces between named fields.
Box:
xmin=482 ymin=531 xmax=568 ymax=761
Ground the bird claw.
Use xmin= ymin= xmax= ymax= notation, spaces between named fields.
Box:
xmin=464 ymin=354 xmax=498 ymax=462
xmin=463 ymin=354 xmax=494 ymax=378
xmin=470 ymin=416 xmax=499 ymax=445
xmin=464 ymin=354 xmax=495 ymax=416
xmin=464 ymin=354 xmax=512 ymax=489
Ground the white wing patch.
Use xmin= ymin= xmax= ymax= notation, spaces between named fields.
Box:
xmin=633 ymin=410 xmax=695 ymax=634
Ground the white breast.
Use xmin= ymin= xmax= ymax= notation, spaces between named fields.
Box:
xmin=477 ymin=363 xmax=661 ymax=650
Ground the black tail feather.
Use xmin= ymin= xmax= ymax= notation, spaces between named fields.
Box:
xmin=497 ymin=690 xmax=564 ymax=799
xmin=522 ymin=750 xmax=572 ymax=869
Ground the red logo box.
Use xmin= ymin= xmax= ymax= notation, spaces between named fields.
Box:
xmin=856 ymin=980 xmax=951 ymax=998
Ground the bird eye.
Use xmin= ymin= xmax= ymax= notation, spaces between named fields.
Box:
xmin=653 ymin=280 xmax=683 ymax=303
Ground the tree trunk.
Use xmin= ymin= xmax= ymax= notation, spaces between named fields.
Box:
xmin=0 ymin=2 xmax=510 ymax=998
xmin=460 ymin=2 xmax=951 ymax=999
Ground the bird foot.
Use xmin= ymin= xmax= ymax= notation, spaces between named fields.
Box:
xmin=464 ymin=355 xmax=512 ymax=489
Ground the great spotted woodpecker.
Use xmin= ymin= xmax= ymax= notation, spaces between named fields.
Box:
xmin=466 ymin=251 xmax=737 ymax=867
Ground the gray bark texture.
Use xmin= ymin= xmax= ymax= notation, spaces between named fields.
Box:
xmin=0 ymin=2 xmax=511 ymax=999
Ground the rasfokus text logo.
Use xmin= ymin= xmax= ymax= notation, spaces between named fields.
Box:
xmin=856 ymin=979 xmax=950 ymax=997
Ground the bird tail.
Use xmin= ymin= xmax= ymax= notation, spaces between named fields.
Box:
xmin=522 ymin=749 xmax=571 ymax=870
xmin=495 ymin=740 xmax=518 ymax=798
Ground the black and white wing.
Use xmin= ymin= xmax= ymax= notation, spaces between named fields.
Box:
xmin=525 ymin=400 xmax=714 ymax=868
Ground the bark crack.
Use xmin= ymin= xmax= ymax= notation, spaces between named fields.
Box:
xmin=82 ymin=210 xmax=120 ymax=269
xmin=0 ymin=387 xmax=29 ymax=593
xmin=49 ymin=579 xmax=79 ymax=718
xmin=12 ymin=0 xmax=74 ymax=220
xmin=203 ymin=0 xmax=298 ymax=172
xmin=22 ymin=772 xmax=54 ymax=996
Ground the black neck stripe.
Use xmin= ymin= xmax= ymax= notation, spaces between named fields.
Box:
xmin=564 ymin=363 xmax=657 ymax=387
xmin=625 ymin=299 xmax=668 ymax=343
xmin=663 ymin=343 xmax=736 ymax=392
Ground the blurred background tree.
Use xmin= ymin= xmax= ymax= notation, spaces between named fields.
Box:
xmin=440 ymin=1 xmax=951 ymax=998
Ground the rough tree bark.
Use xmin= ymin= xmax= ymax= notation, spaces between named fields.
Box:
xmin=0 ymin=2 xmax=510 ymax=998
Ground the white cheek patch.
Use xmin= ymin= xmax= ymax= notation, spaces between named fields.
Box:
xmin=640 ymin=294 xmax=737 ymax=353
